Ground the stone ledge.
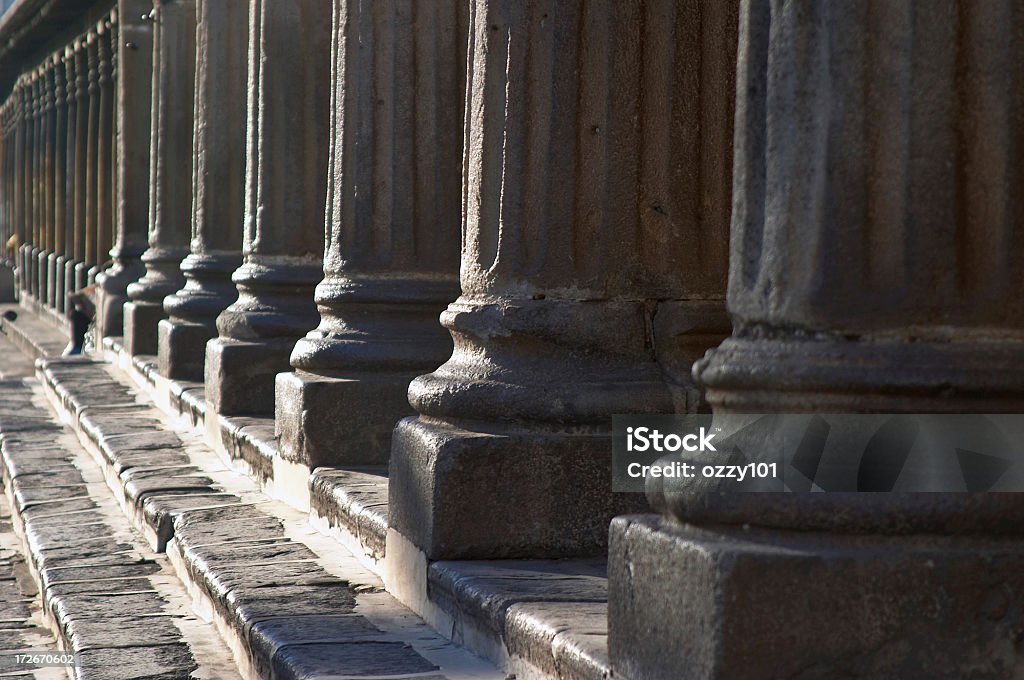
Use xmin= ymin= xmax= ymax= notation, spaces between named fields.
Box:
xmin=0 ymin=362 xmax=237 ymax=678
xmin=426 ymin=559 xmax=611 ymax=680
xmin=309 ymin=467 xmax=389 ymax=562
xmin=16 ymin=307 xmax=610 ymax=680
xmin=31 ymin=355 xmax=502 ymax=680
xmin=0 ymin=303 xmax=68 ymax=359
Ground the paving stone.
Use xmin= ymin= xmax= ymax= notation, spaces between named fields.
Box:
xmin=76 ymin=643 xmax=198 ymax=679
xmin=272 ymin=642 xmax=440 ymax=679
xmin=64 ymin=615 xmax=188 ymax=650
xmin=227 ymin=584 xmax=358 ymax=625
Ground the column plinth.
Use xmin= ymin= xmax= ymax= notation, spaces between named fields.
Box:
xmin=610 ymin=2 xmax=1024 ymax=677
xmin=205 ymin=0 xmax=330 ymax=415
xmin=158 ymin=0 xmax=246 ymax=381
xmin=124 ymin=0 xmax=195 ymax=356
xmin=387 ymin=0 xmax=737 ymax=561
xmin=274 ymin=0 xmax=466 ymax=468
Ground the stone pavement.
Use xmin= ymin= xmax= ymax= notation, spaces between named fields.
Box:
xmin=0 ymin=315 xmax=505 ymax=679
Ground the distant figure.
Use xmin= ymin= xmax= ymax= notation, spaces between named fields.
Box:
xmin=0 ymin=235 xmax=16 ymax=303
xmin=64 ymin=285 xmax=96 ymax=355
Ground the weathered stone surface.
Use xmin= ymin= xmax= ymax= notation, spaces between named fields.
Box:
xmin=76 ymin=644 xmax=198 ymax=680
xmin=94 ymin=0 xmax=153 ymax=338
xmin=123 ymin=0 xmax=196 ymax=357
xmin=389 ymin=0 xmax=737 ymax=560
xmin=276 ymin=0 xmax=466 ymax=468
xmin=390 ymin=418 xmax=645 ymax=559
xmin=158 ymin=0 xmax=248 ymax=381
xmin=272 ymin=641 xmax=439 ymax=679
xmin=610 ymin=514 xmax=1024 ymax=680
xmin=309 ymin=467 xmax=388 ymax=559
xmin=205 ymin=0 xmax=331 ymax=415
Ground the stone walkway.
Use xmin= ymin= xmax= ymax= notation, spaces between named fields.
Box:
xmin=0 ymin=316 xmax=503 ymax=679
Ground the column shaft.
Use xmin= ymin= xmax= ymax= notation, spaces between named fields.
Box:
xmin=93 ymin=15 xmax=116 ymax=284
xmin=158 ymin=0 xmax=247 ymax=381
xmin=388 ymin=0 xmax=737 ymax=560
xmin=95 ymin=0 xmax=154 ymax=339
xmin=52 ymin=55 xmax=67 ymax=314
xmin=274 ymin=0 xmax=467 ymax=469
xmin=204 ymin=0 xmax=331 ymax=415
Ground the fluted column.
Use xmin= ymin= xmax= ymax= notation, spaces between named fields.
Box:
xmin=95 ymin=0 xmax=154 ymax=339
xmin=610 ymin=2 xmax=1024 ymax=678
xmin=204 ymin=0 xmax=330 ymax=415
xmin=274 ymin=0 xmax=466 ymax=470
xmin=51 ymin=55 xmax=68 ymax=314
xmin=387 ymin=0 xmax=737 ymax=562
xmin=123 ymin=0 xmax=195 ymax=356
xmin=40 ymin=65 xmax=55 ymax=307
xmin=93 ymin=14 xmax=116 ymax=286
xmin=158 ymin=0 xmax=246 ymax=381
xmin=61 ymin=48 xmax=77 ymax=312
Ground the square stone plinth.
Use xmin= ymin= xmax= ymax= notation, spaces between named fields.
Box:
xmin=123 ymin=300 xmax=166 ymax=356
xmin=608 ymin=514 xmax=1024 ymax=680
xmin=388 ymin=417 xmax=647 ymax=560
xmin=275 ymin=369 xmax=417 ymax=468
xmin=205 ymin=336 xmax=297 ymax=415
xmin=158 ymin=319 xmax=216 ymax=382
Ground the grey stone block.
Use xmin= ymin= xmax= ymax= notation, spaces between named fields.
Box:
xmin=205 ymin=336 xmax=296 ymax=415
xmin=157 ymin=318 xmax=215 ymax=382
xmin=123 ymin=300 xmax=165 ymax=357
xmin=389 ymin=417 xmax=647 ymax=560
xmin=609 ymin=514 xmax=1024 ymax=680
xmin=276 ymin=369 xmax=416 ymax=467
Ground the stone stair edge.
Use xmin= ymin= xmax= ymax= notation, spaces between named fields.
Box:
xmin=17 ymin=310 xmax=615 ymax=680
xmin=30 ymin=355 xmax=503 ymax=680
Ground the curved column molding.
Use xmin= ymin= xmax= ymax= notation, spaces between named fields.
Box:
xmin=124 ymin=0 xmax=196 ymax=356
xmin=204 ymin=0 xmax=331 ymax=415
xmin=95 ymin=0 xmax=154 ymax=339
xmin=158 ymin=0 xmax=247 ymax=381
xmin=274 ymin=0 xmax=467 ymax=469
xmin=387 ymin=0 xmax=738 ymax=561
xmin=612 ymin=3 xmax=1024 ymax=678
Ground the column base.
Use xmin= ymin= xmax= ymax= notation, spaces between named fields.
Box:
xmin=275 ymin=369 xmax=417 ymax=467
xmin=54 ymin=255 xmax=66 ymax=313
xmin=0 ymin=263 xmax=14 ymax=303
xmin=158 ymin=318 xmax=216 ymax=382
xmin=123 ymin=300 xmax=166 ymax=356
xmin=46 ymin=253 xmax=59 ymax=308
xmin=205 ymin=336 xmax=296 ymax=415
xmin=608 ymin=514 xmax=1024 ymax=680
xmin=388 ymin=417 xmax=646 ymax=560
xmin=95 ymin=261 xmax=146 ymax=339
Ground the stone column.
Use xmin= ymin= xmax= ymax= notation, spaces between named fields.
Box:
xmin=387 ymin=0 xmax=737 ymax=562
xmin=51 ymin=56 xmax=67 ymax=313
xmin=18 ymin=78 xmax=32 ymax=296
xmin=158 ymin=0 xmax=246 ymax=381
xmin=13 ymin=82 xmax=24 ymax=293
xmin=93 ymin=16 xmax=117 ymax=285
xmin=274 ymin=0 xmax=466 ymax=469
xmin=40 ymin=65 xmax=55 ymax=307
xmin=63 ymin=46 xmax=80 ymax=308
xmin=95 ymin=0 xmax=154 ymax=339
xmin=123 ymin=0 xmax=195 ymax=356
xmin=79 ymin=34 xmax=101 ymax=293
xmin=204 ymin=0 xmax=330 ymax=415
xmin=609 ymin=2 xmax=1024 ymax=678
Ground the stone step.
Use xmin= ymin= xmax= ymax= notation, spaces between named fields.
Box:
xmin=8 ymin=308 xmax=614 ymax=680
xmin=30 ymin=357 xmax=502 ymax=680
xmin=0 ymin=334 xmax=239 ymax=679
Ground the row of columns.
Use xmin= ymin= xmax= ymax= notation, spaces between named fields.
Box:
xmin=3 ymin=0 xmax=1022 ymax=674
xmin=0 ymin=14 xmax=117 ymax=316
